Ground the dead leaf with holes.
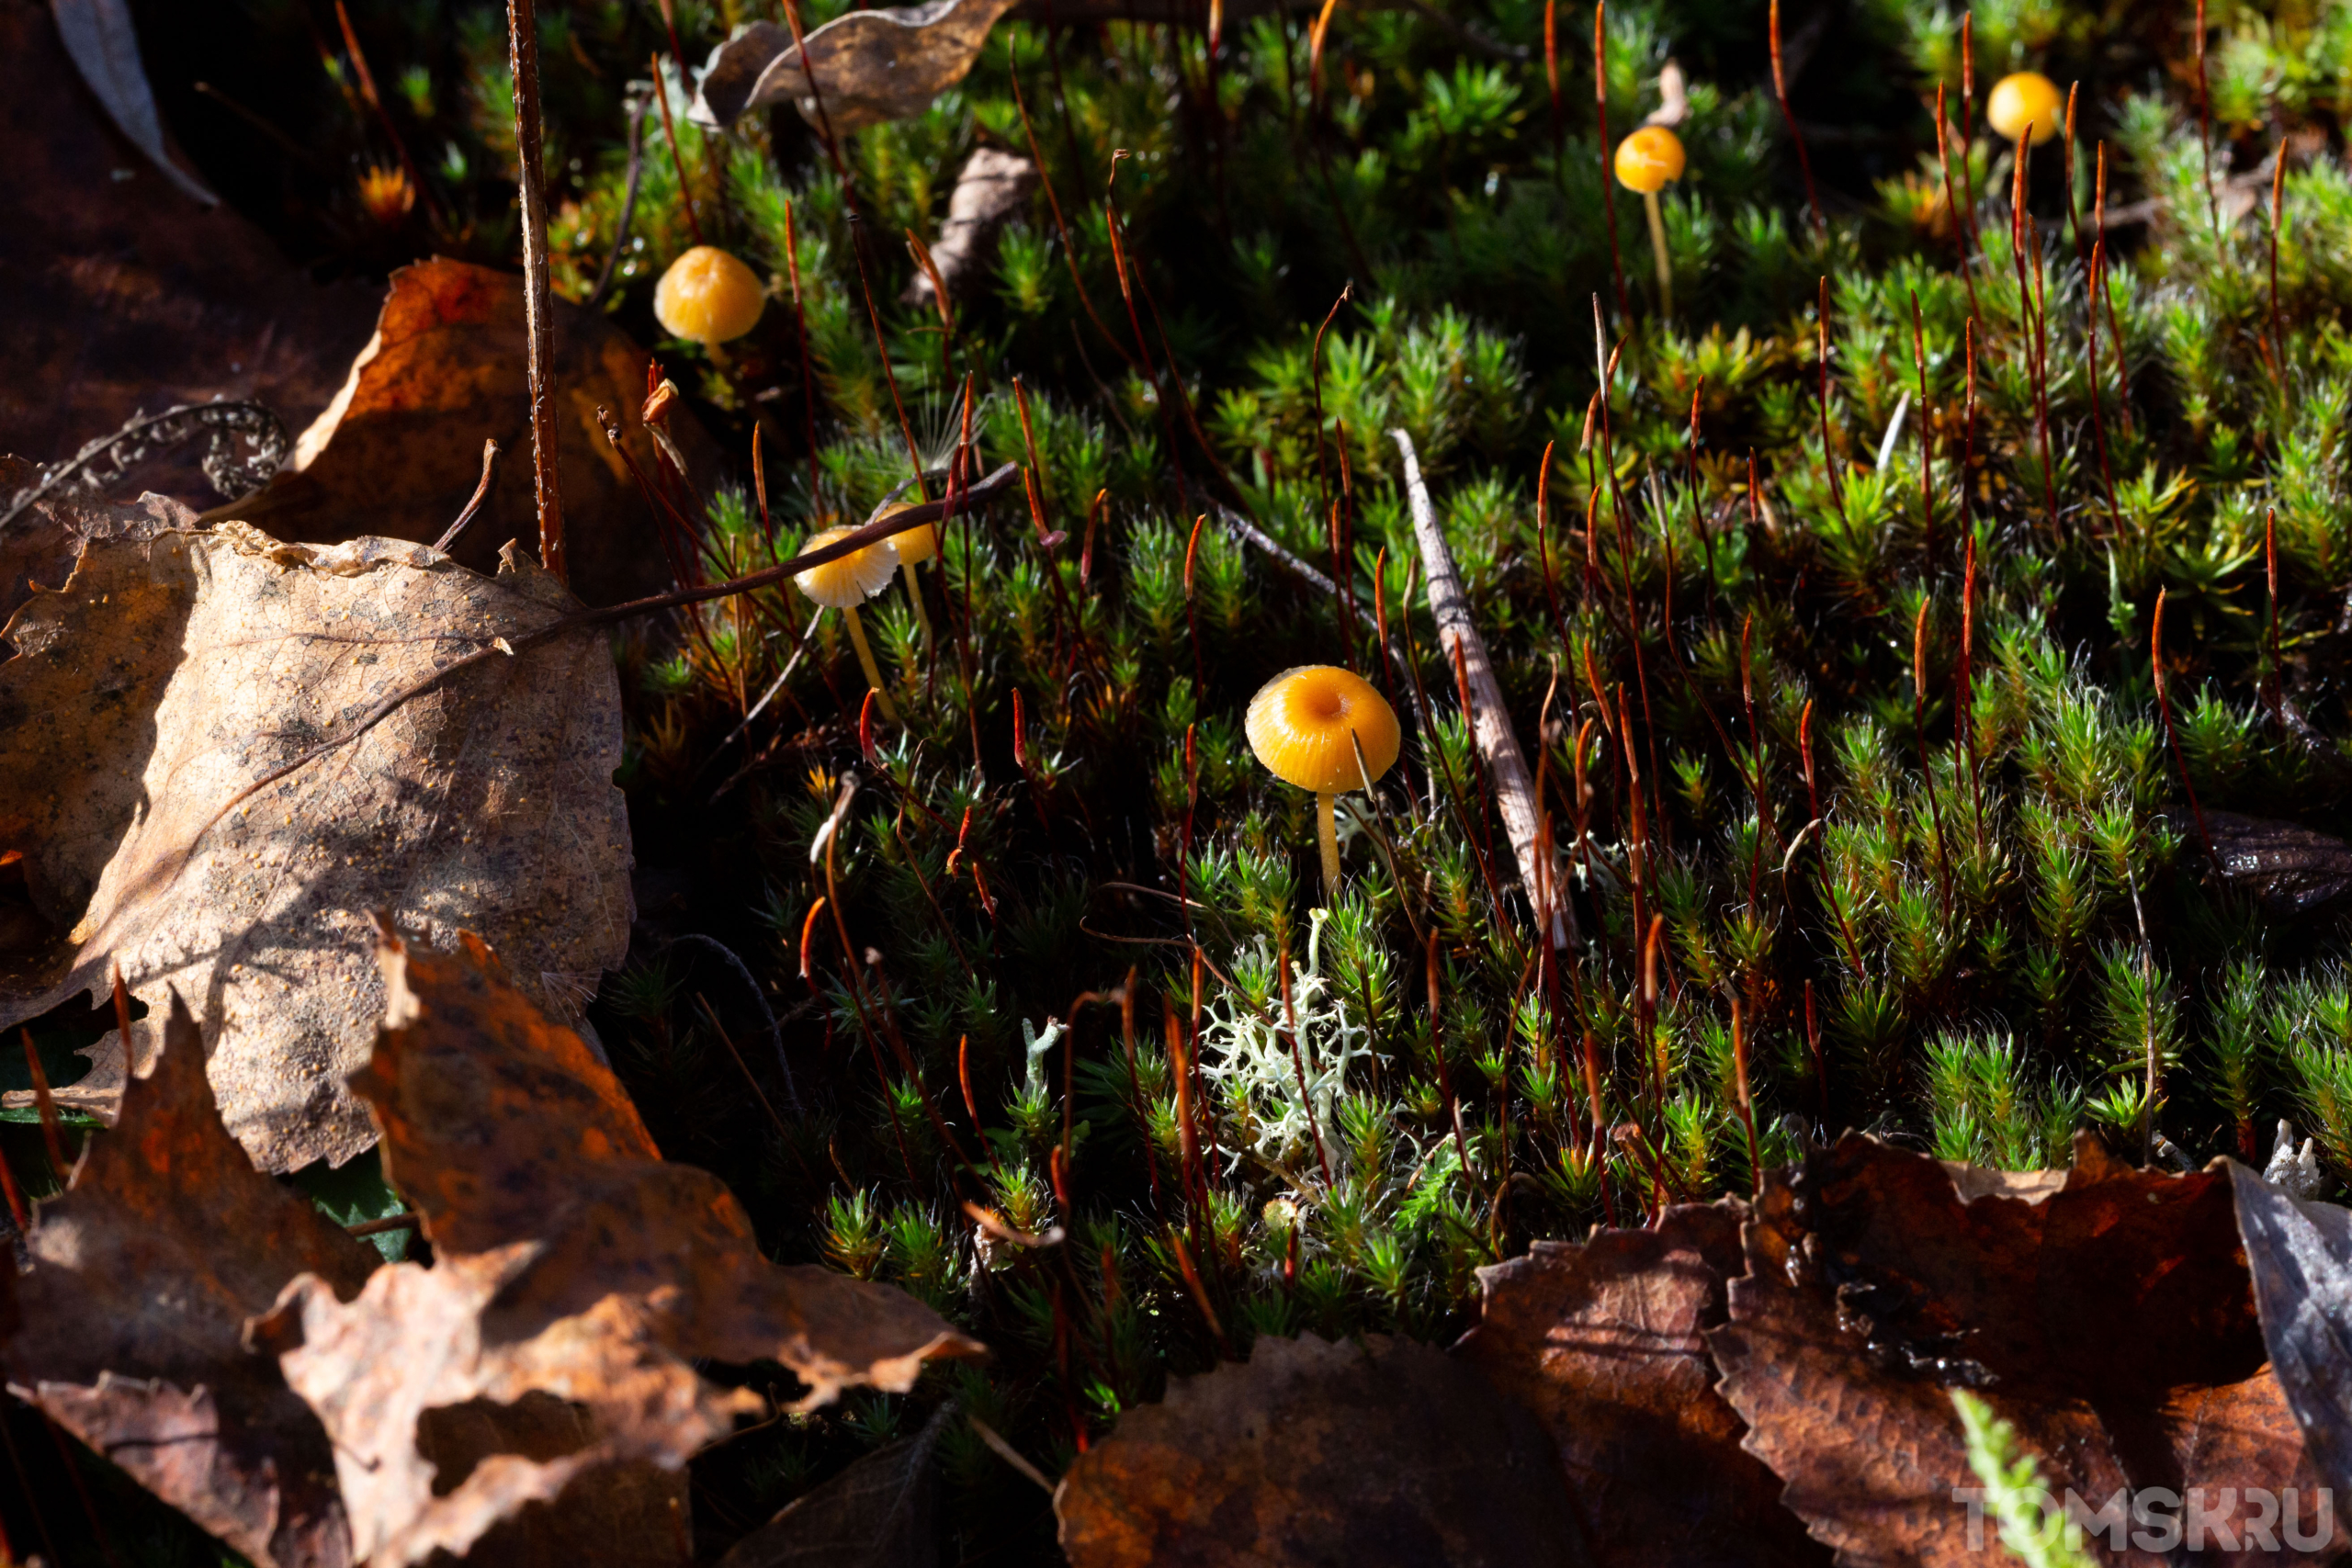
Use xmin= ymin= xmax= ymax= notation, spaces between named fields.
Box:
xmin=1455 ymin=1201 xmax=1828 ymax=1568
xmin=1055 ymin=1333 xmax=1583 ymax=1567
xmin=1709 ymin=1134 xmax=2323 ymax=1567
xmin=0 ymin=522 xmax=632 ymax=1173
xmin=1 ymin=991 xmax=377 ymax=1568
xmin=250 ymin=929 xmax=983 ymax=1568
xmin=693 ymin=0 xmax=1021 ymax=136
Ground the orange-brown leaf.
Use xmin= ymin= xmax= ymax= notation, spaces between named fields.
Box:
xmin=2 ymin=994 xmax=377 ymax=1568
xmin=1457 ymin=1201 xmax=1828 ymax=1567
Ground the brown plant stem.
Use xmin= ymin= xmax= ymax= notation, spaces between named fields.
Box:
xmin=509 ymin=0 xmax=566 ymax=581
xmin=647 ymin=52 xmax=705 ymax=247
xmin=1769 ymin=0 xmax=1825 ymax=236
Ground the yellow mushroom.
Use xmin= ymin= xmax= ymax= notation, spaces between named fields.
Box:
xmin=876 ymin=502 xmax=941 ymax=644
xmin=1614 ymin=126 xmax=1687 ymax=320
xmin=794 ymin=525 xmax=900 ymax=721
xmin=1985 ymin=72 xmax=2063 ymax=146
xmin=1246 ymin=665 xmax=1401 ymax=899
xmin=653 ymin=245 xmax=767 ymax=346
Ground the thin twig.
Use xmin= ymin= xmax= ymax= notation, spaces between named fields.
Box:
xmin=1393 ymin=429 xmax=1577 ymax=949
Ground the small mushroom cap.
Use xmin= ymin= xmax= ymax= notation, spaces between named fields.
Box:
xmin=653 ymin=245 xmax=767 ymax=344
xmin=1613 ymin=127 xmax=1686 ymax=194
xmin=878 ymin=502 xmax=943 ymax=566
xmin=1985 ymin=72 xmax=2063 ymax=145
xmin=1246 ymin=665 xmax=1401 ymax=795
xmin=794 ymin=525 xmax=899 ymax=608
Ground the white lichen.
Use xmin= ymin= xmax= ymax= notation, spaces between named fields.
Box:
xmin=1021 ymin=1015 xmax=1065 ymax=1098
xmin=1199 ymin=909 xmax=1375 ymax=1176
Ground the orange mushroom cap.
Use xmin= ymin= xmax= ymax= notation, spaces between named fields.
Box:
xmin=1613 ymin=126 xmax=1687 ymax=194
xmin=1985 ymin=72 xmax=2063 ymax=145
xmin=793 ymin=525 xmax=899 ymax=608
xmin=653 ymin=245 xmax=767 ymax=344
xmin=879 ymin=502 xmax=944 ymax=567
xmin=1246 ymin=666 xmax=1401 ymax=794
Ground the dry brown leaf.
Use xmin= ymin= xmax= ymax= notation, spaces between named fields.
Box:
xmin=1456 ymin=1202 xmax=1828 ymax=1568
xmin=2232 ymin=1162 xmax=2352 ymax=1498
xmin=0 ymin=524 xmax=632 ymax=1172
xmin=220 ymin=257 xmax=703 ymax=609
xmin=2200 ymin=810 xmax=2352 ymax=916
xmin=1055 ymin=1333 xmax=1585 ymax=1566
xmin=1711 ymin=1134 xmax=2322 ymax=1567
xmin=693 ymin=0 xmax=1021 ymax=135
xmin=903 ymin=149 xmax=1038 ymax=308
xmin=2 ymin=992 xmax=376 ymax=1568
xmin=251 ymin=930 xmax=982 ymax=1568
xmin=0 ymin=8 xmax=378 ymax=501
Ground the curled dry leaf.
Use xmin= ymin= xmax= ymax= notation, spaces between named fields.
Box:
xmin=1055 ymin=1333 xmax=1584 ymax=1567
xmin=0 ymin=7 xmax=378 ymax=501
xmin=219 ymin=257 xmax=704 ymax=608
xmin=252 ymin=930 xmax=983 ymax=1568
xmin=2232 ymin=1163 xmax=2352 ymax=1497
xmin=2 ymin=992 xmax=377 ymax=1568
xmin=1711 ymin=1134 xmax=2323 ymax=1567
xmin=693 ymin=0 xmax=1021 ymax=135
xmin=2199 ymin=810 xmax=2352 ymax=916
xmin=0 ymin=524 xmax=632 ymax=1172
xmin=903 ymin=148 xmax=1038 ymax=307
xmin=1456 ymin=1201 xmax=1828 ymax=1568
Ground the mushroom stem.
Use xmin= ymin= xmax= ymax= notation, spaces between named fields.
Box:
xmin=1644 ymin=189 xmax=1672 ymax=320
xmin=842 ymin=604 xmax=899 ymax=721
xmin=900 ymin=561 xmax=934 ymax=643
xmin=1316 ymin=791 xmax=1341 ymax=901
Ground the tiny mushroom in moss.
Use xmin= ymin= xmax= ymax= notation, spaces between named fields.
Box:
xmin=1614 ymin=126 xmax=1686 ymax=320
xmin=1985 ymin=72 xmax=2063 ymax=146
xmin=1246 ymin=665 xmax=1401 ymax=899
xmin=795 ymin=525 xmax=901 ymax=721
xmin=653 ymin=245 xmax=767 ymax=347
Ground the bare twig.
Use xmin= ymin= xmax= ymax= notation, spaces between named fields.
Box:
xmin=507 ymin=0 xmax=567 ymax=582
xmin=433 ymin=440 xmax=502 ymax=553
xmin=1392 ymin=429 xmax=1577 ymax=949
